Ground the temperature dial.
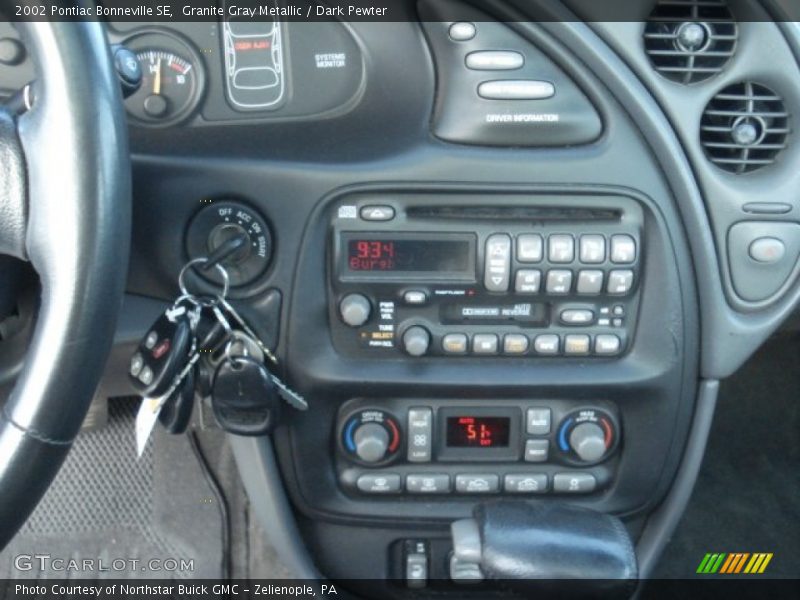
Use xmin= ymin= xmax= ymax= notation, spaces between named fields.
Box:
xmin=557 ymin=408 xmax=618 ymax=465
xmin=185 ymin=200 xmax=273 ymax=287
xmin=341 ymin=410 xmax=402 ymax=465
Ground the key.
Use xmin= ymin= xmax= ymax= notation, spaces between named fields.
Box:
xmin=158 ymin=365 xmax=196 ymax=434
xmin=129 ymin=300 xmax=200 ymax=397
xmin=212 ymin=355 xmax=280 ymax=435
xmin=218 ymin=297 xmax=278 ymax=365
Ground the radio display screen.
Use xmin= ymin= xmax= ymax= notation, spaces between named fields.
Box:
xmin=446 ymin=416 xmax=511 ymax=448
xmin=346 ymin=238 xmax=471 ymax=273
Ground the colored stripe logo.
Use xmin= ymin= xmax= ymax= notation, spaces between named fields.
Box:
xmin=697 ymin=553 xmax=773 ymax=574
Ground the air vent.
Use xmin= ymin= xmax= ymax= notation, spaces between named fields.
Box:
xmin=644 ymin=0 xmax=738 ymax=84
xmin=701 ymin=82 xmax=790 ymax=173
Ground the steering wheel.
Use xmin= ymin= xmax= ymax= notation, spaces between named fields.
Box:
xmin=0 ymin=20 xmax=130 ymax=546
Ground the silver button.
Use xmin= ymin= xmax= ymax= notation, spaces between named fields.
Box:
xmin=524 ymin=439 xmax=549 ymax=462
xmin=553 ymin=472 xmax=596 ymax=493
xmin=138 ymin=366 xmax=154 ymax=386
xmin=503 ymin=334 xmax=529 ymax=355
xmin=560 ymin=309 xmax=595 ymax=326
xmin=546 ymin=270 xmax=573 ymax=294
xmin=472 ymin=334 xmax=499 ymax=355
xmin=607 ymin=270 xmax=634 ymax=295
xmin=466 ymin=51 xmax=524 ymax=70
xmin=484 ymin=234 xmax=511 ymax=292
xmin=477 ymin=80 xmax=555 ymax=100
xmin=403 ymin=290 xmax=428 ymax=305
xmin=406 ymin=474 xmax=450 ymax=494
xmin=449 ymin=22 xmax=476 ymax=41
xmin=526 ymin=408 xmax=551 ymax=435
xmin=144 ymin=331 xmax=158 ymax=350
xmin=515 ymin=269 xmax=541 ymax=294
xmin=130 ymin=353 xmax=144 ymax=377
xmin=576 ymin=270 xmax=603 ymax=295
xmin=504 ymin=474 xmax=547 ymax=493
xmin=442 ymin=333 xmax=468 ymax=355
xmin=408 ymin=408 xmax=433 ymax=463
xmin=748 ymin=237 xmax=786 ymax=263
xmin=610 ymin=235 xmax=637 ymax=264
xmin=533 ymin=334 xmax=560 ymax=355
xmin=360 ymin=205 xmax=395 ymax=221
xmin=455 ymin=474 xmax=500 ymax=493
xmin=516 ymin=234 xmax=543 ymax=263
xmin=548 ymin=234 xmax=575 ymax=263
xmin=357 ymin=473 xmax=401 ymax=494
xmin=564 ymin=334 xmax=591 ymax=355
xmin=595 ymin=334 xmax=621 ymax=356
xmin=579 ymin=235 xmax=606 ymax=264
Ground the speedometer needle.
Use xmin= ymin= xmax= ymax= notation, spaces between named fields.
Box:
xmin=153 ymin=57 xmax=162 ymax=95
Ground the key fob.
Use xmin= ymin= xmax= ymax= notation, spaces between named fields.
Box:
xmin=158 ymin=366 xmax=196 ymax=434
xmin=129 ymin=311 xmax=193 ymax=397
xmin=211 ymin=356 xmax=280 ymax=436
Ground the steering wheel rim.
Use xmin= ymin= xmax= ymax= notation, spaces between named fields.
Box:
xmin=0 ymin=20 xmax=130 ymax=546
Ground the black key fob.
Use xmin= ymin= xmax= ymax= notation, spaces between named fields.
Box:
xmin=129 ymin=310 xmax=192 ymax=397
xmin=158 ymin=366 xmax=196 ymax=434
xmin=211 ymin=356 xmax=280 ymax=436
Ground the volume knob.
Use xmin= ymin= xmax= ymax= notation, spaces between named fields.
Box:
xmin=569 ymin=422 xmax=607 ymax=463
xmin=353 ymin=422 xmax=390 ymax=463
xmin=339 ymin=293 xmax=371 ymax=327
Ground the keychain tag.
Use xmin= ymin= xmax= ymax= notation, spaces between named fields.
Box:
xmin=135 ymin=396 xmax=167 ymax=456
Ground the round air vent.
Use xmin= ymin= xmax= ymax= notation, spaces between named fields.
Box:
xmin=644 ymin=0 xmax=738 ymax=84
xmin=701 ymin=82 xmax=790 ymax=173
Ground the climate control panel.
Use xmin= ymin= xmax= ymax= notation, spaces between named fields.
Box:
xmin=336 ymin=399 xmax=621 ymax=497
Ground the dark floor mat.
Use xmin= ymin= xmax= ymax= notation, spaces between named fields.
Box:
xmin=0 ymin=398 xmax=225 ymax=580
xmin=654 ymin=333 xmax=800 ymax=579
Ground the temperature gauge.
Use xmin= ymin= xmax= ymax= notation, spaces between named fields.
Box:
xmin=123 ymin=32 xmax=204 ymax=126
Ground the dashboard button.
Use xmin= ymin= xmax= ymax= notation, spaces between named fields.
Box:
xmin=484 ymin=234 xmax=512 ymax=292
xmin=442 ymin=333 xmax=468 ymax=355
xmin=595 ymin=334 xmax=621 ymax=356
xmin=515 ymin=269 xmax=541 ymax=293
xmin=504 ymin=474 xmax=547 ymax=493
xmin=455 ymin=474 xmax=500 ymax=493
xmin=576 ymin=270 xmax=603 ymax=294
xmin=533 ymin=334 xmax=560 ymax=355
xmin=564 ymin=334 xmax=591 ymax=355
xmin=403 ymin=290 xmax=428 ymax=305
xmin=610 ymin=235 xmax=637 ymax=264
xmin=360 ymin=205 xmax=395 ymax=221
xmin=516 ymin=234 xmax=543 ymax=263
xmin=524 ymin=439 xmax=549 ymax=462
xmin=546 ymin=270 xmax=573 ymax=294
xmin=406 ymin=474 xmax=450 ymax=494
xmin=503 ymin=334 xmax=529 ymax=355
xmin=607 ymin=270 xmax=634 ymax=295
xmin=449 ymin=22 xmax=476 ymax=41
xmin=477 ymin=80 xmax=555 ymax=100
xmin=553 ymin=472 xmax=596 ymax=493
xmin=473 ymin=333 xmax=499 ymax=355
xmin=526 ymin=408 xmax=551 ymax=435
xmin=548 ymin=234 xmax=575 ymax=263
xmin=579 ymin=235 xmax=606 ymax=264
xmin=748 ymin=237 xmax=786 ymax=263
xmin=466 ymin=51 xmax=524 ymax=70
xmin=560 ymin=309 xmax=595 ymax=326
xmin=408 ymin=408 xmax=433 ymax=463
xmin=357 ymin=473 xmax=401 ymax=494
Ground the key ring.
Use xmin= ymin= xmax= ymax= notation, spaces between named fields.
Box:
xmin=178 ymin=257 xmax=230 ymax=306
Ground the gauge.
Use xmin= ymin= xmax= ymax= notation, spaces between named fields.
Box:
xmin=123 ymin=31 xmax=204 ymax=126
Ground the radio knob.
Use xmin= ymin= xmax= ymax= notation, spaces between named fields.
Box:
xmin=339 ymin=293 xmax=371 ymax=327
xmin=402 ymin=325 xmax=431 ymax=356
xmin=569 ymin=422 xmax=607 ymax=463
xmin=353 ymin=422 xmax=390 ymax=463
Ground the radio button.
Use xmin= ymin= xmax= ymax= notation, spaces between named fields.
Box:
xmin=408 ymin=408 xmax=433 ymax=463
xmin=505 ymin=474 xmax=547 ymax=494
xmin=576 ymin=270 xmax=603 ymax=295
xmin=403 ymin=326 xmax=431 ymax=357
xmin=607 ymin=270 xmax=634 ymax=295
xmin=516 ymin=234 xmax=543 ymax=263
xmin=403 ymin=290 xmax=428 ymax=305
xmin=339 ymin=293 xmax=372 ymax=327
xmin=442 ymin=333 xmax=468 ymax=355
xmin=533 ymin=334 xmax=560 ymax=355
xmin=473 ymin=333 xmax=499 ymax=355
xmin=546 ymin=270 xmax=573 ymax=294
xmin=579 ymin=235 xmax=606 ymax=264
xmin=503 ymin=334 xmax=529 ymax=355
xmin=455 ymin=474 xmax=500 ymax=493
xmin=610 ymin=235 xmax=637 ymax=264
xmin=514 ymin=269 xmax=541 ymax=294
xmin=564 ymin=334 xmax=591 ymax=356
xmin=595 ymin=334 xmax=622 ymax=356
xmin=406 ymin=474 xmax=450 ymax=494
xmin=560 ymin=309 xmax=595 ymax=326
xmin=553 ymin=472 xmax=596 ymax=494
xmin=524 ymin=439 xmax=550 ymax=462
xmin=526 ymin=408 xmax=551 ymax=435
xmin=357 ymin=474 xmax=401 ymax=494
xmin=548 ymin=234 xmax=575 ymax=263
xmin=484 ymin=234 xmax=512 ymax=292
xmin=360 ymin=205 xmax=395 ymax=221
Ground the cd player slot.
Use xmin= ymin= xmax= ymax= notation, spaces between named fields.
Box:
xmin=405 ymin=205 xmax=622 ymax=222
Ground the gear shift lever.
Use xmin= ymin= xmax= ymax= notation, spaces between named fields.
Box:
xmin=451 ymin=500 xmax=637 ymax=597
